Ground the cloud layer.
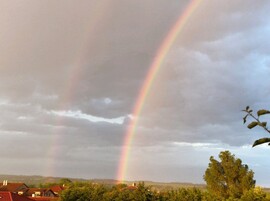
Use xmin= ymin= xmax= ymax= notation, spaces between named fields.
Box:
xmin=0 ymin=0 xmax=270 ymax=186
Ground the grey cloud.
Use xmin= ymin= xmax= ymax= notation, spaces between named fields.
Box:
xmin=177 ymin=0 xmax=270 ymax=47
xmin=0 ymin=0 xmax=269 ymax=185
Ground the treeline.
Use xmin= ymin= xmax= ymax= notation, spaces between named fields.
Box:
xmin=58 ymin=181 xmax=270 ymax=201
xmin=56 ymin=150 xmax=270 ymax=200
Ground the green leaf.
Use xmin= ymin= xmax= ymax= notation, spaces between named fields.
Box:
xmin=243 ymin=114 xmax=249 ymax=124
xmin=247 ymin=121 xmax=258 ymax=129
xmin=252 ymin=138 xmax=270 ymax=147
xmin=260 ymin=122 xmax=267 ymax=127
xmin=257 ymin=109 xmax=270 ymax=116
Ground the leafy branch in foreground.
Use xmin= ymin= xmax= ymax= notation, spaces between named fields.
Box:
xmin=243 ymin=106 xmax=270 ymax=147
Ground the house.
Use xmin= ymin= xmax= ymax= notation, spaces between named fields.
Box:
xmin=0 ymin=181 xmax=58 ymax=201
xmin=49 ymin=186 xmax=65 ymax=196
xmin=122 ymin=183 xmax=138 ymax=191
xmin=0 ymin=181 xmax=29 ymax=195
xmin=0 ymin=192 xmax=34 ymax=201
xmin=28 ymin=197 xmax=58 ymax=201
xmin=24 ymin=188 xmax=56 ymax=198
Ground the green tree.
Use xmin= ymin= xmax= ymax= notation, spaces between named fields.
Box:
xmin=59 ymin=178 xmax=72 ymax=186
xmin=165 ymin=188 xmax=202 ymax=201
xmin=204 ymin=151 xmax=255 ymax=199
xmin=60 ymin=182 xmax=108 ymax=201
xmin=240 ymin=187 xmax=270 ymax=201
xmin=242 ymin=106 xmax=270 ymax=147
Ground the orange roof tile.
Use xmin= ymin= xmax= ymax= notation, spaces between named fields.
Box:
xmin=0 ymin=183 xmax=28 ymax=193
xmin=0 ymin=192 xmax=34 ymax=201
xmin=24 ymin=189 xmax=55 ymax=197
xmin=48 ymin=186 xmax=64 ymax=193
xmin=28 ymin=197 xmax=58 ymax=201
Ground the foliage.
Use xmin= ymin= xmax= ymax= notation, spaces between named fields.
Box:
xmin=204 ymin=151 xmax=255 ymax=199
xmin=163 ymin=187 xmax=202 ymax=201
xmin=59 ymin=178 xmax=72 ymax=185
xmin=59 ymin=181 xmax=204 ymax=201
xmin=60 ymin=182 xmax=107 ymax=201
xmin=38 ymin=178 xmax=73 ymax=188
xmin=201 ymin=191 xmax=221 ymax=201
xmin=240 ymin=187 xmax=270 ymax=201
xmin=57 ymin=177 xmax=270 ymax=200
xmin=243 ymin=106 xmax=270 ymax=147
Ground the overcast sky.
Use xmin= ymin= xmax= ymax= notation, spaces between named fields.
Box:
xmin=1 ymin=0 xmax=270 ymax=186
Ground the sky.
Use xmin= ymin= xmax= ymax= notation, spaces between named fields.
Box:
xmin=0 ymin=0 xmax=270 ymax=186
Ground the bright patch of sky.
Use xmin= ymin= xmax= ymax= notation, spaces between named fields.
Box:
xmin=50 ymin=110 xmax=126 ymax=124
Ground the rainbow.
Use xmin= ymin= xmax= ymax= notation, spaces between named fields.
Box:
xmin=46 ymin=0 xmax=112 ymax=176
xmin=117 ymin=0 xmax=202 ymax=182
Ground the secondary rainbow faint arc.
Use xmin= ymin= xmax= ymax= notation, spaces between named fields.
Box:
xmin=46 ymin=0 xmax=112 ymax=177
xmin=117 ymin=0 xmax=203 ymax=182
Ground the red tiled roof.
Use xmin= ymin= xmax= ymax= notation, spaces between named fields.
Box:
xmin=25 ymin=189 xmax=46 ymax=195
xmin=49 ymin=186 xmax=64 ymax=193
xmin=28 ymin=198 xmax=58 ymax=201
xmin=24 ymin=189 xmax=55 ymax=197
xmin=0 ymin=192 xmax=33 ymax=201
xmin=0 ymin=183 xmax=27 ymax=192
xmin=122 ymin=186 xmax=137 ymax=191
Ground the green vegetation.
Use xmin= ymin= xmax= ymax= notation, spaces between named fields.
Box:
xmin=0 ymin=151 xmax=269 ymax=200
xmin=58 ymin=180 xmax=270 ymax=201
xmin=59 ymin=182 xmax=203 ymax=201
xmin=55 ymin=151 xmax=269 ymax=201
xmin=0 ymin=175 xmax=87 ymax=186
xmin=204 ymin=151 xmax=255 ymax=200
xmin=0 ymin=151 xmax=268 ymax=200
xmin=243 ymin=106 xmax=270 ymax=147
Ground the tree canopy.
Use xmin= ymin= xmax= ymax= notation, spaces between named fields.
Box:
xmin=204 ymin=151 xmax=255 ymax=199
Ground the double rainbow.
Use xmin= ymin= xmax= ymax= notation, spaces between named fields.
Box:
xmin=117 ymin=0 xmax=202 ymax=182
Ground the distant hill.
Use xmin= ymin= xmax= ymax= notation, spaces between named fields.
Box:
xmin=1 ymin=174 xmax=270 ymax=193
xmin=124 ymin=181 xmax=206 ymax=191
xmin=0 ymin=174 xmax=206 ymax=190
xmin=0 ymin=174 xmax=87 ymax=186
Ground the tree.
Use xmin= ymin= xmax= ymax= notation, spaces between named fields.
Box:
xmin=60 ymin=182 xmax=108 ymax=201
xmin=59 ymin=178 xmax=72 ymax=186
xmin=243 ymin=106 xmax=270 ymax=147
xmin=165 ymin=188 xmax=202 ymax=201
xmin=204 ymin=151 xmax=255 ymax=199
xmin=240 ymin=187 xmax=270 ymax=201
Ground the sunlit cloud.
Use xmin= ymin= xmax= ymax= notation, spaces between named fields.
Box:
xmin=172 ymin=141 xmax=222 ymax=149
xmin=49 ymin=110 xmax=126 ymax=124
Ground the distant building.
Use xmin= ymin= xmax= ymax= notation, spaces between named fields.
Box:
xmin=0 ymin=191 xmax=34 ymax=201
xmin=122 ymin=183 xmax=138 ymax=191
xmin=0 ymin=181 xmax=59 ymax=201
xmin=25 ymin=188 xmax=56 ymax=198
xmin=28 ymin=197 xmax=58 ymax=201
xmin=49 ymin=185 xmax=65 ymax=196
xmin=0 ymin=181 xmax=29 ymax=195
